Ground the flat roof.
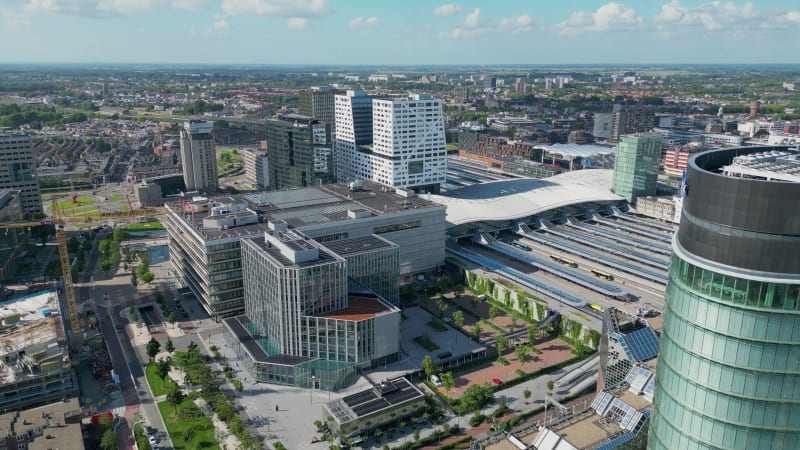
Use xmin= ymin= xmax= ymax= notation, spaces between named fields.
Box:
xmin=0 ymin=397 xmax=83 ymax=450
xmin=319 ymin=295 xmax=396 ymax=321
xmin=534 ymin=143 xmax=617 ymax=158
xmin=321 ymin=235 xmax=396 ymax=257
xmin=247 ymin=235 xmax=341 ymax=268
xmin=326 ymin=377 xmax=424 ymax=424
xmin=430 ymin=169 xmax=623 ymax=227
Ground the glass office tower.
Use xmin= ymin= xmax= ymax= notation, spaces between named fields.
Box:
xmin=612 ymin=133 xmax=662 ymax=203
xmin=648 ymin=147 xmax=800 ymax=449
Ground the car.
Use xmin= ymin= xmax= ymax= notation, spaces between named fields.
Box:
xmin=492 ymin=378 xmax=502 ymax=385
xmin=115 ymin=322 xmax=124 ymax=332
xmin=149 ymin=436 xmax=157 ymax=446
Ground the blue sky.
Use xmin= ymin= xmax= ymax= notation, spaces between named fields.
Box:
xmin=2 ymin=1 xmax=800 ymax=64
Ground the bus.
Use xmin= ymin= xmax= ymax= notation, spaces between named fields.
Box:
xmin=511 ymin=240 xmax=531 ymax=251
xmin=549 ymin=255 xmax=578 ymax=268
xmin=591 ymin=269 xmax=614 ymax=281
xmin=589 ymin=303 xmax=605 ymax=312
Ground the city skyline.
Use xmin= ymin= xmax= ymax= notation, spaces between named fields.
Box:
xmin=2 ymin=1 xmax=800 ymax=65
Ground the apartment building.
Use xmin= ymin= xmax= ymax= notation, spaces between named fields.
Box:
xmin=0 ymin=134 xmax=42 ymax=216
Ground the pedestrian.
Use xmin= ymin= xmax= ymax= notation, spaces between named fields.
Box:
xmin=275 ymin=405 xmax=278 ymax=411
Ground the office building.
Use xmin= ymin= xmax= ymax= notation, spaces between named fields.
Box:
xmin=0 ymin=291 xmax=78 ymax=411
xmin=223 ymin=228 xmax=401 ymax=390
xmin=648 ymin=146 xmax=800 ymax=450
xmin=266 ymin=114 xmax=333 ymax=190
xmin=610 ymin=104 xmax=655 ymax=141
xmin=0 ymin=134 xmax=42 ymax=216
xmin=0 ymin=190 xmax=24 ymax=280
xmin=164 ymin=181 xmax=446 ymax=319
xmin=335 ymin=92 xmax=447 ymax=193
xmin=593 ymin=113 xmax=613 ymax=140
xmin=612 ymin=133 xmax=662 ymax=202
xmin=299 ymin=87 xmax=344 ymax=136
xmin=453 ymin=86 xmax=469 ymax=103
xmin=0 ymin=397 xmax=83 ymax=450
xmin=242 ymin=147 xmax=269 ymax=189
xmin=179 ymin=121 xmax=218 ymax=192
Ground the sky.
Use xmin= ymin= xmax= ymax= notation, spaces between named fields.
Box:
xmin=2 ymin=0 xmax=800 ymax=65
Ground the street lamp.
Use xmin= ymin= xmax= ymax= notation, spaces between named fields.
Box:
xmin=310 ymin=375 xmax=315 ymax=403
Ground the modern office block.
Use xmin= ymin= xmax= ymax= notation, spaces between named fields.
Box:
xmin=179 ymin=121 xmax=218 ymax=192
xmin=610 ymin=104 xmax=655 ymax=141
xmin=335 ymin=92 xmax=447 ymax=193
xmin=224 ymin=228 xmax=401 ymax=390
xmin=266 ymin=114 xmax=333 ymax=190
xmin=612 ymin=133 xmax=662 ymax=203
xmin=0 ymin=189 xmax=24 ymax=280
xmin=0 ymin=134 xmax=42 ymax=216
xmin=648 ymin=146 xmax=800 ymax=450
xmin=242 ymin=147 xmax=269 ymax=189
xmin=164 ymin=182 xmax=446 ymax=318
xmin=299 ymin=87 xmax=344 ymax=135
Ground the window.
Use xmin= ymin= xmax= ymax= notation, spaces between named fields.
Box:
xmin=374 ymin=220 xmax=421 ymax=234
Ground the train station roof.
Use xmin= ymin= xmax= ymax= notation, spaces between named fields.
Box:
xmin=429 ymin=169 xmax=623 ymax=227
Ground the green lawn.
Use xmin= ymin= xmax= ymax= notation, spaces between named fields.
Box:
xmin=145 ymin=363 xmax=177 ymax=397
xmin=110 ymin=194 xmax=125 ymax=202
xmin=158 ymin=398 xmax=219 ymax=450
xmin=125 ymin=220 xmax=165 ymax=231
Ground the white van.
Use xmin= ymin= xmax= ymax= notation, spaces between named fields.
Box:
xmin=430 ymin=375 xmax=442 ymax=387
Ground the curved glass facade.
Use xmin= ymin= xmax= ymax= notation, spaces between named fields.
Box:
xmin=649 ymin=255 xmax=800 ymax=450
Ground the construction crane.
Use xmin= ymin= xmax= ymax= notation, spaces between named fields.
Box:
xmin=0 ymin=200 xmax=166 ymax=351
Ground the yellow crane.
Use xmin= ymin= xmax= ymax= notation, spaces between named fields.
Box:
xmin=0 ymin=200 xmax=166 ymax=350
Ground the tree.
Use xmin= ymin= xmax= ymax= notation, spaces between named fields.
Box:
xmin=510 ymin=315 xmax=518 ymax=331
xmin=131 ymin=271 xmax=138 ymax=287
xmin=455 ymin=384 xmax=493 ymax=415
xmin=436 ymin=298 xmax=448 ymax=318
xmin=523 ymin=389 xmax=531 ymax=400
xmin=166 ymin=383 xmax=185 ymax=413
xmin=452 ymin=310 xmax=465 ymax=329
xmin=98 ymin=239 xmax=110 ymax=256
xmin=440 ymin=371 xmax=455 ymax=393
xmin=100 ymin=428 xmax=118 ymax=450
xmin=528 ymin=325 xmax=538 ymax=345
xmin=112 ymin=228 xmax=124 ymax=242
xmin=98 ymin=260 xmax=113 ymax=278
xmin=167 ymin=310 xmax=176 ymax=326
xmin=495 ymin=335 xmax=509 ymax=357
xmin=141 ymin=271 xmax=155 ymax=285
xmin=422 ymin=355 xmax=436 ymax=380
xmin=413 ymin=429 xmax=420 ymax=442
xmin=489 ymin=304 xmax=500 ymax=321
xmin=155 ymin=357 xmax=171 ymax=383
xmin=515 ymin=345 xmax=530 ymax=366
xmin=471 ymin=323 xmax=482 ymax=342
xmin=146 ymin=338 xmax=161 ymax=361
xmin=67 ymin=236 xmax=80 ymax=253
xmin=165 ymin=338 xmax=175 ymax=353
xmin=31 ymin=224 xmax=54 ymax=245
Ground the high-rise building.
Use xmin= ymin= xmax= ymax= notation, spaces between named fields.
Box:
xmin=648 ymin=146 xmax=800 ymax=450
xmin=593 ymin=113 xmax=613 ymax=140
xmin=335 ymin=92 xmax=447 ymax=193
xmin=242 ymin=147 xmax=269 ymax=189
xmin=610 ymin=104 xmax=655 ymax=141
xmin=0 ymin=189 xmax=24 ymax=280
xmin=453 ymin=86 xmax=469 ymax=103
xmin=266 ymin=113 xmax=333 ymax=190
xmin=299 ymin=87 xmax=344 ymax=136
xmin=0 ymin=134 xmax=42 ymax=216
xmin=179 ymin=121 xmax=218 ymax=192
xmin=612 ymin=133 xmax=662 ymax=202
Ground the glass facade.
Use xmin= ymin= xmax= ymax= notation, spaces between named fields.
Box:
xmin=612 ymin=133 xmax=662 ymax=203
xmin=649 ymin=254 xmax=800 ymax=450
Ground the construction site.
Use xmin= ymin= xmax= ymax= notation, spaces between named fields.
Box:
xmin=0 ymin=290 xmax=77 ymax=411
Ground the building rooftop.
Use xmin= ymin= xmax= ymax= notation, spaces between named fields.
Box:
xmin=223 ymin=315 xmax=309 ymax=365
xmin=248 ymin=234 xmax=341 ymax=268
xmin=721 ymin=150 xmax=800 ymax=183
xmin=319 ymin=295 xmax=397 ymax=321
xmin=0 ymin=397 xmax=83 ymax=450
xmin=325 ymin=377 xmax=424 ymax=425
xmin=321 ymin=235 xmax=395 ymax=257
xmin=430 ymin=169 xmax=623 ymax=227
xmin=0 ymin=291 xmax=69 ymax=386
xmin=533 ymin=143 xmax=617 ymax=158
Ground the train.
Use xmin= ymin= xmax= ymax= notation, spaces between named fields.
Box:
xmin=511 ymin=240 xmax=531 ymax=251
xmin=549 ymin=254 xmax=578 ymax=268
xmin=591 ymin=269 xmax=614 ymax=281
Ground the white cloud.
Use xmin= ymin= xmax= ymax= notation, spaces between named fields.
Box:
xmin=444 ymin=9 xmax=536 ymax=39
xmin=172 ymin=0 xmax=210 ymax=10
xmin=16 ymin=0 xmax=162 ymax=17
xmin=349 ymin=16 xmax=383 ymax=28
xmin=432 ymin=3 xmax=460 ymax=17
xmin=2 ymin=9 xmax=31 ymax=27
xmin=222 ymin=0 xmax=332 ymax=17
xmin=205 ymin=17 xmax=230 ymax=34
xmin=556 ymin=2 xmax=642 ymax=35
xmin=286 ymin=17 xmax=308 ymax=29
xmin=655 ymin=1 xmax=759 ymax=31
xmin=463 ymin=7 xmax=481 ymax=27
